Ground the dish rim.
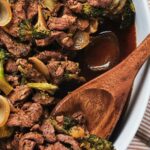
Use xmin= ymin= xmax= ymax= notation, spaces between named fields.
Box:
xmin=114 ymin=0 xmax=150 ymax=149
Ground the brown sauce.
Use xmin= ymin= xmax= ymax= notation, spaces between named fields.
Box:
xmin=77 ymin=23 xmax=136 ymax=81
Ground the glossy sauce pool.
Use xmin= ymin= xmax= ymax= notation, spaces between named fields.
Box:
xmin=77 ymin=23 xmax=136 ymax=81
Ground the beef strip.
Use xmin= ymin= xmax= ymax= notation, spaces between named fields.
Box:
xmin=7 ymin=103 xmax=43 ymax=127
xmin=45 ymin=142 xmax=69 ymax=150
xmin=5 ymin=0 xmax=26 ymax=37
xmin=87 ymin=0 xmax=113 ymax=7
xmin=6 ymin=75 xmax=20 ymax=87
xmin=35 ymin=37 xmax=52 ymax=47
xmin=19 ymin=140 xmax=36 ymax=150
xmin=77 ymin=19 xmax=89 ymax=31
xmin=40 ymin=119 xmax=56 ymax=142
xmin=56 ymin=32 xmax=74 ymax=48
xmin=8 ymin=85 xmax=32 ymax=104
xmin=47 ymin=15 xmax=76 ymax=30
xmin=19 ymin=132 xmax=44 ymax=150
xmin=66 ymin=0 xmax=83 ymax=13
xmin=32 ymin=92 xmax=54 ymax=105
xmin=26 ymin=0 xmax=38 ymax=19
xmin=35 ymin=51 xmax=65 ymax=63
xmin=11 ymin=133 xmax=23 ymax=150
xmin=57 ymin=134 xmax=81 ymax=150
xmin=47 ymin=60 xmax=80 ymax=84
xmin=0 ymin=30 xmax=31 ymax=57
xmin=30 ymin=124 xmax=40 ymax=131
xmin=5 ymin=59 xmax=18 ymax=73
xmin=17 ymin=59 xmax=47 ymax=82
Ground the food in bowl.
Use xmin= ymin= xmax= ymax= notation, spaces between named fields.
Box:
xmin=0 ymin=0 xmax=135 ymax=149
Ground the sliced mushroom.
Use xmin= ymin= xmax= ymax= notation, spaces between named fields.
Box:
xmin=113 ymin=0 xmax=127 ymax=14
xmin=88 ymin=18 xmax=99 ymax=34
xmin=40 ymin=0 xmax=58 ymax=12
xmin=72 ymin=31 xmax=90 ymax=50
xmin=0 ymin=0 xmax=12 ymax=26
xmin=29 ymin=57 xmax=50 ymax=81
xmin=108 ymin=0 xmax=120 ymax=12
xmin=85 ymin=31 xmax=120 ymax=72
xmin=0 ymin=95 xmax=10 ymax=127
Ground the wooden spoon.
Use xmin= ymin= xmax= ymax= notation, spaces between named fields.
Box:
xmin=52 ymin=34 xmax=150 ymax=139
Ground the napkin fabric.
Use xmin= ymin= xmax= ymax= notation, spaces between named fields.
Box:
xmin=128 ymin=101 xmax=150 ymax=149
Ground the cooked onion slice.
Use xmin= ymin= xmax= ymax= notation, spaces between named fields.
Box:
xmin=0 ymin=95 xmax=10 ymax=127
xmin=0 ymin=0 xmax=12 ymax=26
xmin=29 ymin=57 xmax=50 ymax=81
xmin=0 ymin=126 xmax=13 ymax=138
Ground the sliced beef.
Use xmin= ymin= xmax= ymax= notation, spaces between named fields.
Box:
xmin=57 ymin=32 xmax=74 ymax=48
xmin=19 ymin=132 xmax=44 ymax=150
xmin=8 ymin=85 xmax=32 ymax=104
xmin=77 ymin=19 xmax=89 ymax=31
xmin=40 ymin=119 xmax=56 ymax=142
xmin=27 ymin=0 xmax=38 ymax=19
xmin=35 ymin=37 xmax=52 ymax=47
xmin=7 ymin=103 xmax=43 ymax=127
xmin=30 ymin=124 xmax=40 ymax=131
xmin=32 ymin=92 xmax=54 ymax=105
xmin=45 ymin=142 xmax=69 ymax=150
xmin=5 ymin=59 xmax=18 ymax=73
xmin=47 ymin=60 xmax=80 ymax=84
xmin=57 ymin=134 xmax=81 ymax=150
xmin=35 ymin=51 xmax=65 ymax=63
xmin=87 ymin=0 xmax=112 ymax=7
xmin=0 ymin=30 xmax=31 ymax=57
xmin=5 ymin=0 xmax=26 ymax=37
xmin=55 ymin=115 xmax=64 ymax=124
xmin=17 ymin=59 xmax=47 ymax=82
xmin=47 ymin=60 xmax=64 ymax=84
xmin=67 ymin=0 xmax=83 ymax=13
xmin=6 ymin=75 xmax=20 ymax=87
xmin=11 ymin=133 xmax=23 ymax=150
xmin=19 ymin=140 xmax=36 ymax=150
xmin=47 ymin=15 xmax=76 ymax=30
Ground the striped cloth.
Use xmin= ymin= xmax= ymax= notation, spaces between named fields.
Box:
xmin=128 ymin=101 xmax=150 ymax=149
xmin=128 ymin=1 xmax=150 ymax=149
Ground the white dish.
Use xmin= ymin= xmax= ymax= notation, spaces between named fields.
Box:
xmin=114 ymin=0 xmax=150 ymax=149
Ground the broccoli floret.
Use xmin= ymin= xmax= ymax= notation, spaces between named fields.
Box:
xmin=27 ymin=83 xmax=58 ymax=95
xmin=0 ymin=49 xmax=13 ymax=95
xmin=19 ymin=5 xmax=50 ymax=41
xmin=82 ymin=3 xmax=105 ymax=18
xmin=119 ymin=0 xmax=135 ymax=29
xmin=19 ymin=19 xmax=33 ymax=41
xmin=63 ymin=116 xmax=78 ymax=130
xmin=19 ymin=19 xmax=50 ymax=41
xmin=80 ymin=134 xmax=115 ymax=150
xmin=33 ymin=5 xmax=50 ymax=39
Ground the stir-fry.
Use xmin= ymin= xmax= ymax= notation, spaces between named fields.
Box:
xmin=0 ymin=0 xmax=135 ymax=149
